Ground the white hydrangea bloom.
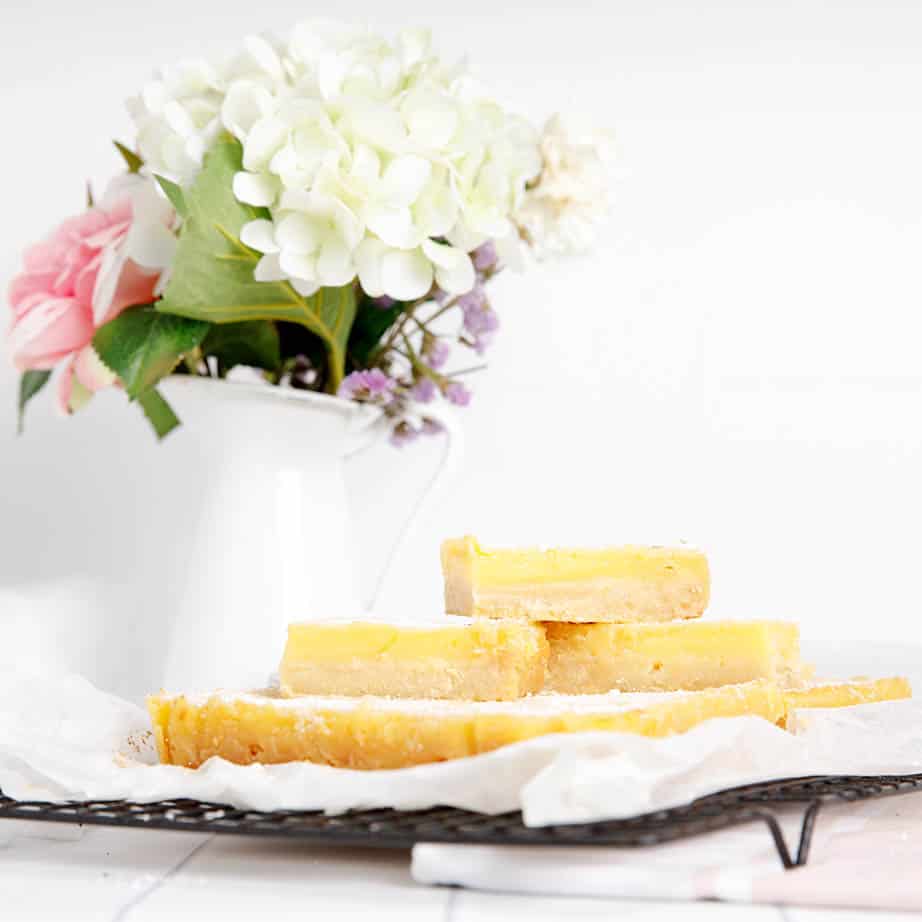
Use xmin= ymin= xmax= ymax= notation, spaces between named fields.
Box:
xmin=127 ymin=36 xmax=286 ymax=186
xmin=513 ymin=114 xmax=611 ymax=259
xmin=127 ymin=21 xmax=542 ymax=300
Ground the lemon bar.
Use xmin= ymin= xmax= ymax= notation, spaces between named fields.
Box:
xmin=279 ymin=619 xmax=548 ymax=701
xmin=441 ymin=536 xmax=709 ymax=623
xmin=784 ymin=677 xmax=911 ymax=711
xmin=148 ymin=681 xmax=784 ymax=770
xmin=545 ymin=620 xmax=803 ymax=693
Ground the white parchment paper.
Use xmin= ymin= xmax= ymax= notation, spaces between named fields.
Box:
xmin=1 ymin=670 xmax=920 ymax=825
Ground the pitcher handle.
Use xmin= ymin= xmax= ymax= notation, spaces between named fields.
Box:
xmin=344 ymin=404 xmax=463 ymax=613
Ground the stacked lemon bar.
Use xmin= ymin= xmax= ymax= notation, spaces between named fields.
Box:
xmin=150 ymin=537 xmax=911 ymax=770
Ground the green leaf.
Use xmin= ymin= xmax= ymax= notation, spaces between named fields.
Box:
xmin=154 ymin=174 xmax=188 ymax=219
xmin=86 ymin=181 xmax=95 ymax=208
xmin=17 ymin=370 xmax=51 ymax=434
xmin=348 ymin=299 xmax=403 ymax=368
xmin=155 ymin=135 xmax=357 ymax=390
xmin=202 ymin=320 xmax=281 ymax=376
xmin=114 ymin=140 xmax=144 ymax=174
xmin=93 ymin=306 xmax=209 ymax=399
xmin=137 ymin=388 xmax=181 ymax=439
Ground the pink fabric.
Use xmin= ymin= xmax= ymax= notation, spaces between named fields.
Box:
xmin=412 ymin=793 xmax=922 ymax=911
xmin=7 ymin=195 xmax=164 ymax=412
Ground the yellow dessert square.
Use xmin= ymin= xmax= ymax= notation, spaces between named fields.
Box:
xmin=544 ymin=620 xmax=803 ymax=693
xmin=784 ymin=676 xmax=912 ymax=711
xmin=279 ymin=619 xmax=548 ymax=701
xmin=148 ymin=680 xmax=784 ymax=771
xmin=441 ymin=536 xmax=709 ymax=623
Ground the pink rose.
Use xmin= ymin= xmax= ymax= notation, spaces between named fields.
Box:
xmin=7 ymin=174 xmax=176 ymax=412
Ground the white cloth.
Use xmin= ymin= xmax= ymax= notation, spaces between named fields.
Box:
xmin=412 ymin=793 xmax=922 ymax=911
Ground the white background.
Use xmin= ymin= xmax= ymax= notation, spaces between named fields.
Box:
xmin=3 ymin=0 xmax=922 ymax=699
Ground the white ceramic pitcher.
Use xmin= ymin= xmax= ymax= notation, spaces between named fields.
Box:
xmin=156 ymin=375 xmax=460 ymax=692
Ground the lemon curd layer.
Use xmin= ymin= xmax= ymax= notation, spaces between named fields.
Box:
xmin=544 ymin=620 xmax=803 ymax=694
xmin=784 ymin=677 xmax=912 ymax=711
xmin=148 ymin=681 xmax=784 ymax=771
xmin=441 ymin=536 xmax=710 ymax=623
xmin=279 ymin=619 xmax=548 ymax=701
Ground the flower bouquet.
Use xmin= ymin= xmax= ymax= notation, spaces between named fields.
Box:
xmin=8 ymin=21 xmax=608 ymax=445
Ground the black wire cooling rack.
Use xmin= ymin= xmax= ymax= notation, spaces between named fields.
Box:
xmin=2 ymin=774 xmax=922 ymax=870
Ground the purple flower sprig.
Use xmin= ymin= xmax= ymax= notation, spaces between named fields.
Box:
xmin=389 ymin=415 xmax=445 ymax=446
xmin=410 ymin=376 xmax=437 ymax=403
xmin=389 ymin=420 xmax=420 ymax=447
xmin=340 ymin=240 xmax=508 ymax=446
xmin=458 ymin=287 xmax=500 ymax=354
xmin=337 ymin=368 xmax=396 ymax=405
xmin=422 ymin=334 xmax=450 ymax=369
xmin=472 ymin=241 xmax=498 ymax=272
xmin=445 ymin=380 xmax=472 ymax=406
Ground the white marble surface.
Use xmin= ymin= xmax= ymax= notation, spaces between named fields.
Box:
xmin=0 ymin=824 xmax=917 ymax=922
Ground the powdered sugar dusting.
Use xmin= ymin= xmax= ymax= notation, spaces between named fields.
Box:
xmin=155 ymin=685 xmax=753 ymax=716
